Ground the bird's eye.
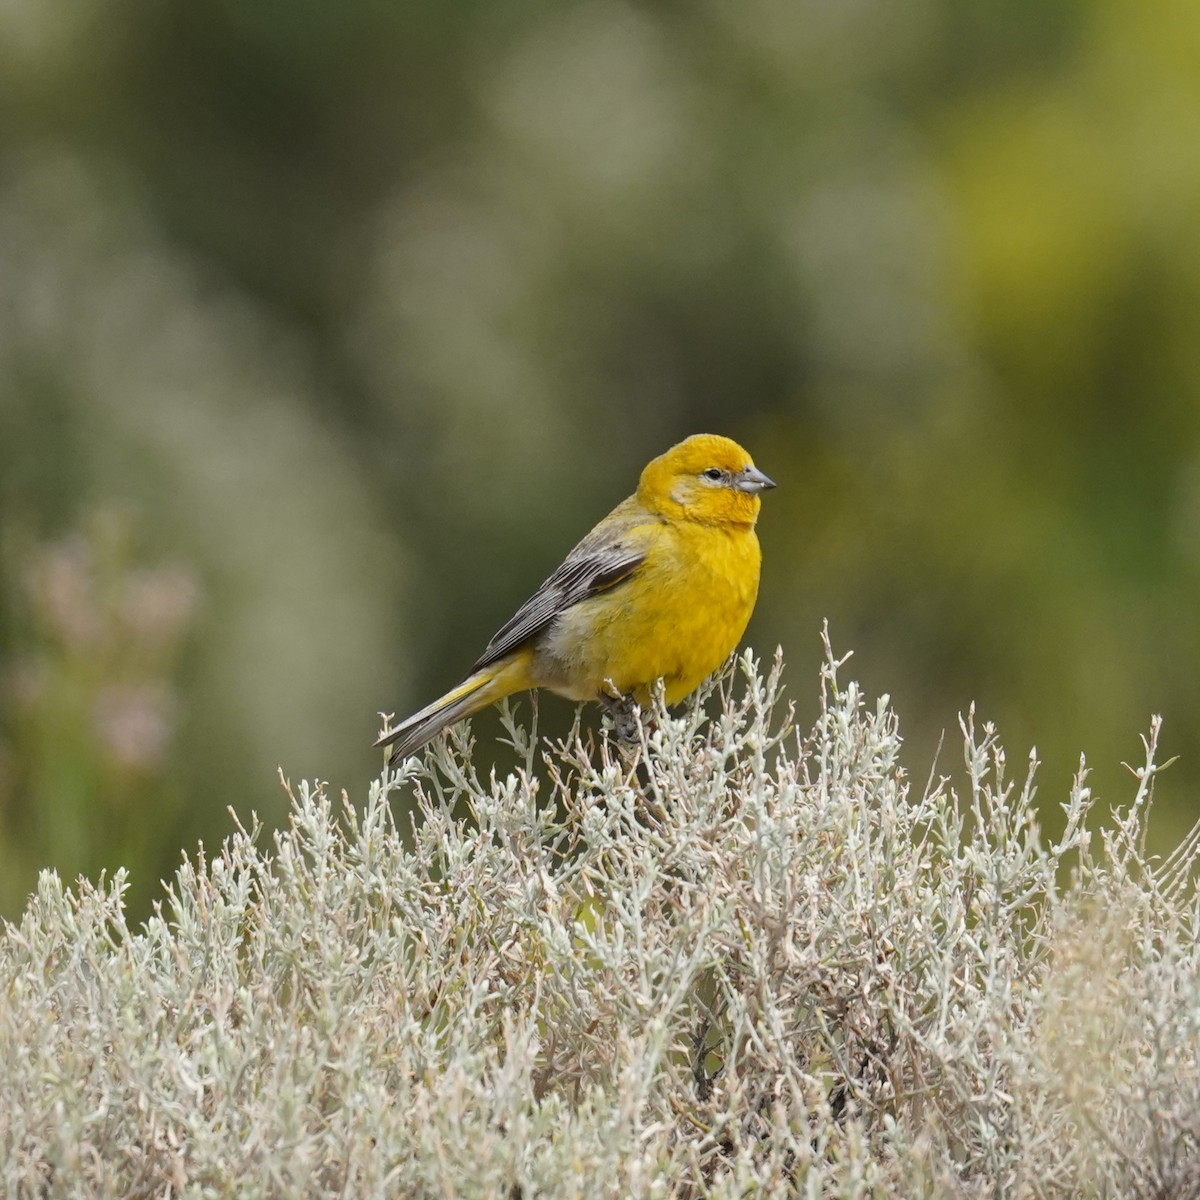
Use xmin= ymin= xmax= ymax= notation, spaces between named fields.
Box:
xmin=702 ymin=467 xmax=725 ymax=482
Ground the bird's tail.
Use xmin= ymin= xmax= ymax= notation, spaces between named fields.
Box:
xmin=375 ymin=659 xmax=529 ymax=766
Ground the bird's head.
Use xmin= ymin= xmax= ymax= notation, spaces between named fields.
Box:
xmin=637 ymin=433 xmax=775 ymax=527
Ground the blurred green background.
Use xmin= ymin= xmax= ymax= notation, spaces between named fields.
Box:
xmin=1 ymin=0 xmax=1197 ymax=919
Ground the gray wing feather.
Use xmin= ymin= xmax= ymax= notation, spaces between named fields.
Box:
xmin=471 ymin=540 xmax=645 ymax=672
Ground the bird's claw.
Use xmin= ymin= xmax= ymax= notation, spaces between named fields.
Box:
xmin=600 ymin=691 xmax=642 ymax=744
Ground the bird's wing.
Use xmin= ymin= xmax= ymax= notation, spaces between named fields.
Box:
xmin=471 ymin=535 xmax=646 ymax=673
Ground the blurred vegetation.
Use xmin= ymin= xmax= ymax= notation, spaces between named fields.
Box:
xmin=0 ymin=514 xmax=196 ymax=915
xmin=1 ymin=0 xmax=1198 ymax=918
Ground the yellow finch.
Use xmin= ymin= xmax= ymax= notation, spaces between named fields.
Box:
xmin=376 ymin=433 xmax=774 ymax=763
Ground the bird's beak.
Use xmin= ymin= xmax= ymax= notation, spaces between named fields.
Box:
xmin=735 ymin=465 xmax=776 ymax=493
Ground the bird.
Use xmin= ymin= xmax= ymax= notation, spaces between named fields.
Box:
xmin=376 ymin=433 xmax=775 ymax=764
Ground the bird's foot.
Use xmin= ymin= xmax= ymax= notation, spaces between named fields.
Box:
xmin=600 ymin=690 xmax=643 ymax=745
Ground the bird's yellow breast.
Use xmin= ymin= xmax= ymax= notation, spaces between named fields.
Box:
xmin=533 ymin=519 xmax=762 ymax=705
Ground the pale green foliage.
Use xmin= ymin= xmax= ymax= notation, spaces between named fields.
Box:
xmin=2 ymin=643 xmax=1198 ymax=1197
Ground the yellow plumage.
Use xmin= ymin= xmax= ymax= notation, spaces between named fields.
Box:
xmin=376 ymin=433 xmax=774 ymax=762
